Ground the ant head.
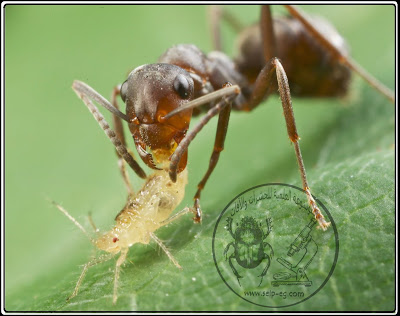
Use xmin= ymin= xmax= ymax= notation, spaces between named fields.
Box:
xmin=121 ymin=63 xmax=194 ymax=170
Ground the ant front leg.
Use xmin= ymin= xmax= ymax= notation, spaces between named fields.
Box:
xmin=111 ymin=86 xmax=135 ymax=194
xmin=193 ymin=100 xmax=231 ymax=222
xmin=169 ymin=90 xmax=234 ymax=223
xmin=72 ymin=81 xmax=147 ymax=180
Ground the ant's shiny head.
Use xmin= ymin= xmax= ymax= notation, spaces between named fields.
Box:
xmin=121 ymin=63 xmax=194 ymax=171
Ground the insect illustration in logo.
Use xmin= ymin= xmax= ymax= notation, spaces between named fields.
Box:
xmin=224 ymin=216 xmax=274 ymax=286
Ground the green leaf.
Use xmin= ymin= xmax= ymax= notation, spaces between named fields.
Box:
xmin=5 ymin=5 xmax=394 ymax=312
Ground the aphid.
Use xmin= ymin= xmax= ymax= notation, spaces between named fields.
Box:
xmin=56 ymin=5 xmax=394 ymax=304
xmin=53 ymin=169 xmax=191 ymax=304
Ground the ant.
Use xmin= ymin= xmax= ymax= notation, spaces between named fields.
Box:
xmin=56 ymin=5 xmax=394 ymax=304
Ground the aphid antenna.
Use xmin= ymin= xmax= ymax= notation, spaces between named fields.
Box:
xmin=49 ymin=199 xmax=96 ymax=245
xmin=87 ymin=211 xmax=100 ymax=235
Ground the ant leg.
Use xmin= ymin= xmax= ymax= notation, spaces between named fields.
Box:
xmin=251 ymin=6 xmax=329 ymax=229
xmin=111 ymin=86 xmax=134 ymax=194
xmin=232 ymin=6 xmax=277 ymax=113
xmin=169 ymin=92 xmax=234 ymax=222
xmin=113 ymin=247 xmax=128 ymax=305
xmin=241 ymin=58 xmax=330 ymax=229
xmin=72 ymin=80 xmax=147 ymax=179
xmin=260 ymin=5 xmax=277 ymax=63
xmin=192 ymin=100 xmax=231 ymax=222
xmin=209 ymin=6 xmax=222 ymax=51
xmin=150 ymin=232 xmax=182 ymax=269
xmin=284 ymin=5 xmax=394 ymax=103
xmin=233 ymin=40 xmax=331 ymax=228
xmin=67 ymin=253 xmax=114 ymax=302
xmin=208 ymin=5 xmax=244 ymax=51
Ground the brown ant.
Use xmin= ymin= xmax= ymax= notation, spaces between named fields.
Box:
xmin=56 ymin=5 xmax=394 ymax=304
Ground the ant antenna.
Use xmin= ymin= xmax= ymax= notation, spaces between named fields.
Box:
xmin=72 ymin=80 xmax=130 ymax=122
xmin=285 ymin=5 xmax=395 ymax=104
xmin=50 ymin=199 xmax=96 ymax=245
xmin=162 ymin=84 xmax=240 ymax=120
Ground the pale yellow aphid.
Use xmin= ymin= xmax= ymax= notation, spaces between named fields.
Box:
xmin=54 ymin=168 xmax=191 ymax=304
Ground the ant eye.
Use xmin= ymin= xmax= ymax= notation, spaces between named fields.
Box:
xmin=120 ymin=80 xmax=128 ymax=103
xmin=173 ymin=74 xmax=190 ymax=99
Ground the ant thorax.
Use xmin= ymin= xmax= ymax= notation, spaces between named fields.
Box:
xmin=95 ymin=168 xmax=188 ymax=253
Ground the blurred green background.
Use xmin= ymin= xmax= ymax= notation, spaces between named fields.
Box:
xmin=5 ymin=5 xmax=395 ymax=311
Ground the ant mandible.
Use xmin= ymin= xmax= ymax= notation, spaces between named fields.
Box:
xmin=72 ymin=5 xmax=394 ymax=231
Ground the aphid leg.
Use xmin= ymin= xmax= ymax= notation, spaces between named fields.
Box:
xmin=283 ymin=5 xmax=394 ymax=103
xmin=113 ymin=248 xmax=128 ymax=305
xmin=169 ymin=89 xmax=236 ymax=222
xmin=208 ymin=5 xmax=244 ymax=51
xmin=159 ymin=207 xmax=192 ymax=226
xmin=68 ymin=253 xmax=114 ymax=302
xmin=111 ymin=85 xmax=134 ymax=194
xmin=150 ymin=232 xmax=182 ymax=269
xmin=72 ymin=80 xmax=147 ymax=179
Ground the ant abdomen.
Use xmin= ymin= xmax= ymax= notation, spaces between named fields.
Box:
xmin=235 ymin=15 xmax=351 ymax=97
